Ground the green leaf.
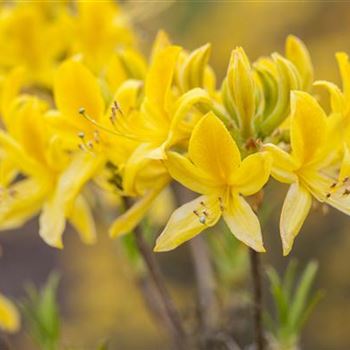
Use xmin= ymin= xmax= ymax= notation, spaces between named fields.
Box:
xmin=282 ymin=259 xmax=298 ymax=303
xmin=20 ymin=272 xmax=61 ymax=350
xmin=289 ymin=261 xmax=318 ymax=330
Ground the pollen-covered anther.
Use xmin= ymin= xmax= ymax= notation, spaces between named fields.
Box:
xmin=199 ymin=216 xmax=206 ymax=224
xmin=218 ymin=197 xmax=225 ymax=211
xmin=193 ymin=208 xmax=208 ymax=225
xmin=343 ymin=188 xmax=350 ymax=196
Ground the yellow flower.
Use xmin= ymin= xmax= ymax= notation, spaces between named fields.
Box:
xmin=265 ymin=91 xmax=350 ymax=255
xmin=0 ymin=96 xmax=99 ymax=248
xmin=72 ymin=0 xmax=135 ymax=72
xmin=0 ymin=293 xmax=20 ymax=333
xmin=154 ymin=112 xmax=271 ymax=252
xmin=0 ymin=2 xmax=70 ymax=86
xmin=315 ymin=52 xmax=350 ymax=153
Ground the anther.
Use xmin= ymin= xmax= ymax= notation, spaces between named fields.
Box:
xmin=330 ymin=182 xmax=337 ymax=189
xmin=326 ymin=193 xmax=331 ymax=199
xmin=78 ymin=131 xmax=85 ymax=139
xmin=344 ymin=177 xmax=349 ymax=183
xmin=114 ymin=100 xmax=124 ymax=116
xmin=93 ymin=130 xmax=100 ymax=144
xmin=218 ymin=197 xmax=225 ymax=211
xmin=199 ymin=216 xmax=206 ymax=224
xmin=79 ymin=107 xmax=86 ymax=115
xmin=343 ymin=188 xmax=350 ymax=196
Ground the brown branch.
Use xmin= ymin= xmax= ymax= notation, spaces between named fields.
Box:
xmin=189 ymin=236 xmax=220 ymax=334
xmin=123 ymin=198 xmax=188 ymax=349
xmin=249 ymin=248 xmax=265 ymax=350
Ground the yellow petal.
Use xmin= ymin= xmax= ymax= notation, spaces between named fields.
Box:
xmin=145 ymin=45 xmax=181 ymax=113
xmin=54 ymin=60 xmax=104 ymax=121
xmin=109 ymin=185 xmax=165 ymax=238
xmin=189 ymin=112 xmax=241 ymax=183
xmin=0 ymin=178 xmax=47 ymax=230
xmin=264 ymin=143 xmax=298 ymax=183
xmin=314 ymin=80 xmax=345 ymax=114
xmin=168 ymin=87 xmax=211 ymax=144
xmin=150 ymin=30 xmax=171 ymax=60
xmin=286 ymin=35 xmax=313 ymax=91
xmin=166 ymin=151 xmax=220 ymax=194
xmin=290 ymin=91 xmax=328 ymax=165
xmin=8 ymin=97 xmax=47 ymax=164
xmin=39 ymin=153 xmax=104 ymax=248
xmin=336 ymin=52 xmax=350 ymax=102
xmin=122 ymin=143 xmax=162 ymax=196
xmin=0 ymin=67 xmax=25 ymax=125
xmin=231 ymin=152 xmax=271 ymax=196
xmin=280 ymin=182 xmax=312 ymax=256
xmin=154 ymin=195 xmax=221 ymax=252
xmin=68 ymin=195 xmax=97 ymax=245
xmin=0 ymin=130 xmax=46 ymax=178
xmin=0 ymin=293 xmax=20 ymax=333
xmin=339 ymin=145 xmax=350 ymax=182
xmin=223 ymin=194 xmax=265 ymax=252
xmin=303 ymin=170 xmax=350 ymax=216
xmin=227 ymin=47 xmax=255 ymax=138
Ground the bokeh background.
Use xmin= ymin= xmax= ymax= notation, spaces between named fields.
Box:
xmin=2 ymin=1 xmax=350 ymax=349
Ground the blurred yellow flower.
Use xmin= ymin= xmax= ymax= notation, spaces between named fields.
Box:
xmin=0 ymin=293 xmax=19 ymax=333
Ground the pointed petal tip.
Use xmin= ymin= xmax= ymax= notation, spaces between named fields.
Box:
xmin=282 ymin=235 xmax=293 ymax=256
xmin=153 ymin=240 xmax=170 ymax=253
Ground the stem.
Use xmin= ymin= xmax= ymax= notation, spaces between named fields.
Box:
xmin=249 ymin=248 xmax=265 ymax=350
xmin=124 ymin=198 xmax=187 ymax=349
xmin=133 ymin=226 xmax=187 ymax=347
xmin=189 ymin=236 xmax=219 ymax=334
xmin=0 ymin=334 xmax=11 ymax=350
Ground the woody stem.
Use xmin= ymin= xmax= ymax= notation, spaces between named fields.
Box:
xmin=124 ymin=198 xmax=187 ymax=349
xmin=249 ymin=248 xmax=265 ymax=350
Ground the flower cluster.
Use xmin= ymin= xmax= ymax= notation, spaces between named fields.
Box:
xmin=0 ymin=1 xmax=349 ymax=333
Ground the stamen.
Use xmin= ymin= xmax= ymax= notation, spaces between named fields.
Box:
xmin=113 ymin=100 xmax=124 ymax=117
xmin=218 ymin=197 xmax=224 ymax=211
xmin=78 ymin=107 xmax=139 ymax=141
xmin=193 ymin=209 xmax=207 ymax=225
xmin=343 ymin=188 xmax=350 ymax=196
xmin=93 ymin=130 xmax=100 ymax=144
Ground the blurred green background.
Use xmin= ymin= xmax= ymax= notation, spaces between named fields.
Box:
xmin=2 ymin=1 xmax=350 ymax=349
